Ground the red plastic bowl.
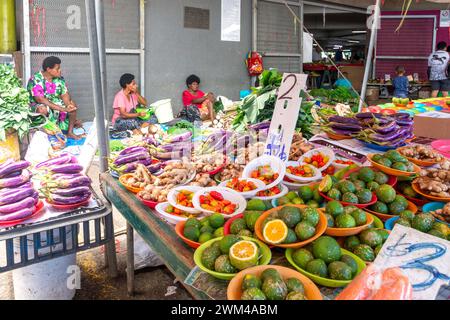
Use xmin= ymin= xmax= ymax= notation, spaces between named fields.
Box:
xmin=0 ymin=200 xmax=45 ymax=227
xmin=136 ymin=193 xmax=158 ymax=209
xmin=47 ymin=197 xmax=90 ymax=210
xmin=223 ymin=213 xmax=243 ymax=235
xmin=343 ymin=167 xmax=397 ymax=187
xmin=319 ymin=191 xmax=377 ymax=208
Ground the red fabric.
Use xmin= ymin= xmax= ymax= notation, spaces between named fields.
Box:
xmin=182 ymin=90 xmax=205 ymax=108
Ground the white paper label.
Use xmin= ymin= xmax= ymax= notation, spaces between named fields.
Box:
xmin=440 ymin=10 xmax=450 ymax=27
xmin=221 ymin=0 xmax=241 ymax=42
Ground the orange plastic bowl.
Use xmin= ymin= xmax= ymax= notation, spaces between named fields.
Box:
xmin=175 ymin=220 xmax=201 ymax=249
xmin=411 ymin=181 xmax=450 ymax=202
xmin=364 ymin=200 xmax=418 ymax=221
xmin=367 ymin=154 xmax=421 ymax=177
xmin=119 ymin=173 xmax=144 ymax=194
xmin=396 ymin=147 xmax=440 ymax=167
xmin=227 ymin=265 xmax=323 ymax=300
xmin=254 ymin=204 xmax=327 ymax=249
xmin=324 ymin=212 xmax=374 ymax=237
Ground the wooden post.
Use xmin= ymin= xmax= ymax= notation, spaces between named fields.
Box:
xmin=126 ymin=222 xmax=135 ymax=296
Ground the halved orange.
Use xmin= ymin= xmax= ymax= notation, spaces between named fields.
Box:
xmin=262 ymin=219 xmax=288 ymax=244
xmin=229 ymin=240 xmax=259 ymax=270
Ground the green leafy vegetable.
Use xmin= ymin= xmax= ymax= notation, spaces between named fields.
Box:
xmin=167 ymin=120 xmax=194 ymax=135
xmin=0 ymin=64 xmax=32 ymax=141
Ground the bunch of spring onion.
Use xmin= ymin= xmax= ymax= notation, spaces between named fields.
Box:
xmin=37 ymin=153 xmax=92 ymax=206
xmin=0 ymin=159 xmax=39 ymax=222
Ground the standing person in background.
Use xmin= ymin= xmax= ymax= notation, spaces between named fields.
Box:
xmin=334 ymin=48 xmax=343 ymax=63
xmin=428 ymin=41 xmax=449 ymax=97
xmin=27 ymin=56 xmax=83 ymax=139
xmin=392 ymin=66 xmax=409 ymax=99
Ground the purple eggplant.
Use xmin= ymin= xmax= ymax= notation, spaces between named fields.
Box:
xmin=0 ymin=160 xmax=30 ymax=179
xmin=160 ymin=142 xmax=193 ymax=153
xmin=0 ymin=159 xmax=14 ymax=171
xmin=147 ymin=162 xmax=162 ymax=173
xmin=36 ymin=154 xmax=73 ymax=169
xmin=44 ymin=175 xmax=91 ymax=189
xmin=151 ymin=149 xmax=186 ymax=160
xmin=0 ymin=182 xmax=33 ymax=196
xmin=164 ymin=131 xmax=192 ymax=143
xmin=47 ymin=186 xmax=91 ymax=197
xmin=0 ymin=197 xmax=36 ymax=214
xmin=0 ymin=170 xmax=31 ymax=188
xmin=248 ymin=121 xmax=271 ymax=131
xmin=396 ymin=119 xmax=414 ymax=126
xmin=366 ymin=129 xmax=404 ymax=143
xmin=2 ymin=170 xmax=22 ymax=179
xmin=0 ymin=207 xmax=34 ymax=221
xmin=113 ymin=151 xmax=150 ymax=166
xmin=330 ymin=129 xmax=356 ymax=136
xmin=49 ymin=163 xmax=83 ymax=174
xmin=51 ymin=173 xmax=83 ymax=180
xmin=372 ymin=121 xmax=399 ymax=134
xmin=356 ymin=112 xmax=382 ymax=119
xmin=118 ymin=146 xmax=147 ymax=156
xmin=143 ymin=136 xmax=160 ymax=146
xmin=330 ymin=122 xmax=362 ymax=131
xmin=47 ymin=192 xmax=91 ymax=205
xmin=112 ymin=158 xmax=153 ymax=174
xmin=328 ymin=116 xmax=360 ymax=125
xmin=0 ymin=187 xmax=35 ymax=206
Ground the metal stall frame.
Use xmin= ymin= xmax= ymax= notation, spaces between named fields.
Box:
xmin=252 ymin=0 xmax=368 ymax=76
xmin=372 ymin=15 xmax=437 ymax=79
xmin=21 ymin=0 xmax=146 ymax=95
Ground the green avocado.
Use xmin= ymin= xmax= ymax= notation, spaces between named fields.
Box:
xmin=328 ymin=261 xmax=353 ymax=280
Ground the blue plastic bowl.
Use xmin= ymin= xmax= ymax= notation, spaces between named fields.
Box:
xmin=422 ymin=202 xmax=445 ymax=213
xmin=385 ymin=216 xmax=398 ymax=230
xmin=364 ymin=142 xmax=405 ymax=151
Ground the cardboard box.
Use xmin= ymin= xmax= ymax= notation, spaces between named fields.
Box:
xmin=414 ymin=111 xmax=450 ymax=139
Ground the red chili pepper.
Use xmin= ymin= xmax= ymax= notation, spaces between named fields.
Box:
xmin=209 ymin=191 xmax=224 ymax=201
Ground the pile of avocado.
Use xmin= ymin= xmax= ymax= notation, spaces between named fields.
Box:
xmin=183 ymin=214 xmax=225 ymax=243
xmin=369 ymin=183 xmax=412 ymax=216
xmin=372 ymin=150 xmax=415 ymax=172
xmin=395 ymin=212 xmax=450 ymax=240
xmin=200 ymin=235 xmax=261 ymax=274
xmin=264 ymin=205 xmax=321 ymax=243
xmin=240 ymin=268 xmax=308 ymax=300
xmin=227 ymin=199 xmax=273 ymax=238
xmin=291 ymin=236 xmax=359 ymax=281
xmin=277 ymin=185 xmax=325 ymax=208
xmin=343 ymin=228 xmax=390 ymax=262
xmin=323 ymin=167 xmax=378 ymax=204
xmin=324 ymin=202 xmax=368 ymax=228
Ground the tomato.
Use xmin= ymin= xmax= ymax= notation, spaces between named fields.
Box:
xmin=381 ymin=108 xmax=396 ymax=115
xmin=210 ymin=191 xmax=224 ymax=201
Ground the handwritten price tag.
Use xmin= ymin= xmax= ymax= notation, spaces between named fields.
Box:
xmin=264 ymin=73 xmax=308 ymax=161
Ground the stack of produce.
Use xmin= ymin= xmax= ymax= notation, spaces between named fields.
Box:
xmin=189 ymin=173 xmax=217 ymax=187
xmin=38 ymin=154 xmax=92 ymax=206
xmin=414 ymin=161 xmax=450 ymax=198
xmin=290 ymin=236 xmax=359 ymax=281
xmin=277 ymin=187 xmax=324 ymax=208
xmin=394 ymin=212 xmax=449 ymax=240
xmin=191 ymin=153 xmax=226 ymax=174
xmin=288 ymin=133 xmax=314 ymax=161
xmin=215 ymin=163 xmax=244 ymax=182
xmin=324 ymin=201 xmax=369 ymax=229
xmin=356 ymin=112 xmax=413 ymax=148
xmin=398 ymin=144 xmax=444 ymax=163
xmin=0 ymin=160 xmax=39 ymax=222
xmin=239 ymin=268 xmax=308 ymax=300
xmin=183 ymin=214 xmax=225 ymax=244
xmin=369 ymin=184 xmax=411 ymax=217
xmin=261 ymin=205 xmax=322 ymax=244
xmin=371 ymin=150 xmax=417 ymax=173
xmin=149 ymin=131 xmax=193 ymax=161
xmin=320 ymin=116 xmax=362 ymax=137
xmin=318 ymin=172 xmax=374 ymax=205
xmin=200 ymin=235 xmax=264 ymax=274
xmin=110 ymin=145 xmax=161 ymax=175
xmin=343 ymin=228 xmax=390 ymax=262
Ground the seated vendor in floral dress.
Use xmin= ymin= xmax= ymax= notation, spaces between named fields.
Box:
xmin=111 ymin=73 xmax=149 ymax=135
xmin=27 ymin=56 xmax=83 ymax=139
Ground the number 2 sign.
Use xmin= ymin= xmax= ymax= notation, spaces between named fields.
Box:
xmin=264 ymin=73 xmax=308 ymax=161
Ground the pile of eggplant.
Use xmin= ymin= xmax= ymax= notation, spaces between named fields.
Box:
xmin=355 ymin=112 xmax=414 ymax=148
xmin=320 ymin=112 xmax=414 ymax=148
xmin=110 ymin=145 xmax=162 ymax=175
xmin=147 ymin=131 xmax=193 ymax=161
xmin=37 ymin=153 xmax=92 ymax=206
xmin=0 ymin=159 xmax=39 ymax=222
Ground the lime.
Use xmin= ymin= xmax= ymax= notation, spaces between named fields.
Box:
xmin=213 ymin=227 xmax=224 ymax=238
xmin=335 ymin=213 xmax=356 ymax=228
xmin=199 ymin=232 xmax=213 ymax=243
xmin=326 ymin=200 xmax=344 ymax=218
xmin=292 ymin=248 xmax=314 ymax=269
xmin=298 ymin=186 xmax=314 ymax=201
xmin=209 ymin=213 xmax=225 ymax=229
xmin=318 ymin=175 xmax=333 ymax=193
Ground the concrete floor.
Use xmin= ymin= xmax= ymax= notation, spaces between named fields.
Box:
xmin=0 ymin=159 xmax=192 ymax=300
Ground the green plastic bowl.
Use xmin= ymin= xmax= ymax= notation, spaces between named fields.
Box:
xmin=368 ymin=213 xmax=384 ymax=229
xmin=193 ymin=236 xmax=272 ymax=281
xmin=136 ymin=107 xmax=152 ymax=120
xmin=285 ymin=248 xmax=366 ymax=288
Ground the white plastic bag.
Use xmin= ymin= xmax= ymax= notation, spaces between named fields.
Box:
xmin=133 ymin=231 xmax=164 ymax=270
xmin=24 ymin=131 xmax=51 ymax=164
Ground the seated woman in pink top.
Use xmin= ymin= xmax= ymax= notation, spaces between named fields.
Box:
xmin=180 ymin=74 xmax=215 ymax=122
xmin=111 ymin=73 xmax=148 ymax=135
